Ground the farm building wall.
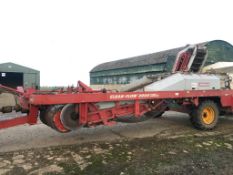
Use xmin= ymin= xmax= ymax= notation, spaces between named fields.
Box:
xmin=90 ymin=40 xmax=233 ymax=90
xmin=0 ymin=62 xmax=40 ymax=89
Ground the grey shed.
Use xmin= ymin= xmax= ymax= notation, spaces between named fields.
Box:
xmin=90 ymin=40 xmax=233 ymax=90
xmin=0 ymin=62 xmax=40 ymax=89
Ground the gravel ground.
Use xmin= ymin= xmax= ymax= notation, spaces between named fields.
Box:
xmin=0 ymin=111 xmax=195 ymax=152
xmin=0 ymin=112 xmax=233 ymax=174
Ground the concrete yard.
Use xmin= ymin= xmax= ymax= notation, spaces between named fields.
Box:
xmin=0 ymin=111 xmax=233 ymax=174
xmin=0 ymin=111 xmax=224 ymax=152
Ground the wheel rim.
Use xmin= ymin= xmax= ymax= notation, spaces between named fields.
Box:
xmin=202 ymin=107 xmax=215 ymax=124
xmin=53 ymin=111 xmax=70 ymax=133
xmin=60 ymin=104 xmax=80 ymax=130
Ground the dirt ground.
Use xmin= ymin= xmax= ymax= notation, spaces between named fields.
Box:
xmin=0 ymin=112 xmax=233 ymax=175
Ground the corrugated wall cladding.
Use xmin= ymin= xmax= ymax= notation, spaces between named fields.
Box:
xmin=0 ymin=62 xmax=40 ymax=88
xmin=90 ymin=40 xmax=233 ymax=86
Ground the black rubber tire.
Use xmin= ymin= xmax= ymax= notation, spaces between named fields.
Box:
xmin=39 ymin=109 xmax=47 ymax=125
xmin=190 ymin=100 xmax=219 ymax=130
xmin=45 ymin=105 xmax=63 ymax=130
xmin=144 ymin=111 xmax=165 ymax=118
xmin=44 ymin=105 xmax=70 ymax=133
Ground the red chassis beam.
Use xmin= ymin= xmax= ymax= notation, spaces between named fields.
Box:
xmin=0 ymin=106 xmax=38 ymax=129
xmin=1 ymin=80 xmax=233 ymax=130
xmin=29 ymin=89 xmax=233 ymax=106
xmin=0 ymin=116 xmax=29 ymax=129
xmin=27 ymin=89 xmax=233 ymax=128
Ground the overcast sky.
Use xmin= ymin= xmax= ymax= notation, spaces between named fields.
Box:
xmin=0 ymin=0 xmax=232 ymax=86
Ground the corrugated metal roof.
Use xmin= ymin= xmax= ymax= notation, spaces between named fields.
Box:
xmin=91 ymin=47 xmax=185 ymax=72
xmin=0 ymin=62 xmax=39 ymax=73
xmin=90 ymin=40 xmax=233 ymax=73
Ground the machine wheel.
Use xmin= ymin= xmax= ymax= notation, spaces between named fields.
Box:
xmin=190 ymin=100 xmax=219 ymax=130
xmin=60 ymin=104 xmax=80 ymax=130
xmin=45 ymin=105 xmax=71 ymax=133
xmin=39 ymin=109 xmax=47 ymax=124
xmin=144 ymin=110 xmax=165 ymax=118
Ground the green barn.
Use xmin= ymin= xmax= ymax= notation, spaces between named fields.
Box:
xmin=90 ymin=40 xmax=233 ymax=90
xmin=0 ymin=62 xmax=40 ymax=89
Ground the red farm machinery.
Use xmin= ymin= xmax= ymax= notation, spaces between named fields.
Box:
xmin=0 ymin=44 xmax=233 ymax=132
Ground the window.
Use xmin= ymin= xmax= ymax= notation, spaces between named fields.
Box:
xmin=1 ymin=73 xmax=6 ymax=77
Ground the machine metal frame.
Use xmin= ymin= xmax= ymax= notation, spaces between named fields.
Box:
xmin=0 ymin=80 xmax=232 ymax=130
